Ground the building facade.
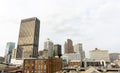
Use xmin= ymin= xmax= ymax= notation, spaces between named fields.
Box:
xmin=53 ymin=44 xmax=62 ymax=57
xmin=74 ymin=43 xmax=85 ymax=60
xmin=74 ymin=43 xmax=82 ymax=53
xmin=38 ymin=50 xmax=48 ymax=59
xmin=44 ymin=39 xmax=54 ymax=57
xmin=90 ymin=48 xmax=110 ymax=62
xmin=11 ymin=49 xmax=17 ymax=59
xmin=16 ymin=17 xmax=40 ymax=59
xmin=64 ymin=39 xmax=74 ymax=54
xmin=22 ymin=57 xmax=62 ymax=73
xmin=0 ymin=56 xmax=4 ymax=63
xmin=109 ymin=53 xmax=120 ymax=62
xmin=61 ymin=53 xmax=81 ymax=64
xmin=4 ymin=42 xmax=15 ymax=64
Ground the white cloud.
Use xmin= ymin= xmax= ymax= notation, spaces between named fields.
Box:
xmin=0 ymin=0 xmax=120 ymax=57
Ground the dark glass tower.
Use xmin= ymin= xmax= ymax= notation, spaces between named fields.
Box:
xmin=16 ymin=17 xmax=40 ymax=59
xmin=53 ymin=44 xmax=62 ymax=57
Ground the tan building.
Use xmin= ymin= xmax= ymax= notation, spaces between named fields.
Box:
xmin=0 ymin=56 xmax=4 ymax=63
xmin=16 ymin=17 xmax=40 ymax=59
xmin=38 ymin=50 xmax=48 ymax=58
xmin=11 ymin=49 xmax=16 ymax=59
xmin=90 ymin=48 xmax=110 ymax=62
xmin=11 ymin=49 xmax=17 ymax=64
xmin=68 ymin=60 xmax=81 ymax=67
xmin=0 ymin=64 xmax=7 ymax=69
xmin=22 ymin=57 xmax=62 ymax=73
xmin=38 ymin=50 xmax=43 ymax=56
xmin=64 ymin=39 xmax=74 ymax=54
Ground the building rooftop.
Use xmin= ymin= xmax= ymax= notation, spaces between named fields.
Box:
xmin=21 ymin=17 xmax=40 ymax=22
xmin=90 ymin=48 xmax=108 ymax=52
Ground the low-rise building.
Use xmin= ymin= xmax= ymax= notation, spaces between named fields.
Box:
xmin=90 ymin=48 xmax=110 ymax=62
xmin=22 ymin=57 xmax=62 ymax=73
xmin=68 ymin=60 xmax=81 ymax=67
xmin=0 ymin=56 xmax=4 ymax=63
xmin=109 ymin=53 xmax=120 ymax=62
xmin=61 ymin=53 xmax=81 ymax=63
xmin=11 ymin=59 xmax=23 ymax=66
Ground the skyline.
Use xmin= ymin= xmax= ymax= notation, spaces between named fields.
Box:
xmin=0 ymin=0 xmax=120 ymax=57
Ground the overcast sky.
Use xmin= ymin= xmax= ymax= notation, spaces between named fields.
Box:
xmin=0 ymin=0 xmax=120 ymax=57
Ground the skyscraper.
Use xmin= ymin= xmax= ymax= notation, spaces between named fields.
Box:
xmin=16 ymin=17 xmax=40 ymax=59
xmin=53 ymin=44 xmax=62 ymax=57
xmin=44 ymin=38 xmax=54 ymax=57
xmin=64 ymin=39 xmax=74 ymax=54
xmin=74 ymin=43 xmax=85 ymax=60
xmin=4 ymin=42 xmax=15 ymax=64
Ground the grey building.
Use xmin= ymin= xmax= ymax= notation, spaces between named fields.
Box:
xmin=109 ymin=53 xmax=120 ymax=62
xmin=4 ymin=42 xmax=15 ymax=64
xmin=16 ymin=17 xmax=40 ymax=59
xmin=44 ymin=38 xmax=54 ymax=57
xmin=74 ymin=43 xmax=85 ymax=60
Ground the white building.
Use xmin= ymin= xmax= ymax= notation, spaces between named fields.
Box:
xmin=11 ymin=59 xmax=23 ymax=66
xmin=90 ymin=48 xmax=110 ymax=62
xmin=74 ymin=43 xmax=85 ymax=60
xmin=44 ymin=38 xmax=54 ymax=57
xmin=61 ymin=53 xmax=81 ymax=63
xmin=11 ymin=49 xmax=17 ymax=59
xmin=11 ymin=48 xmax=23 ymax=65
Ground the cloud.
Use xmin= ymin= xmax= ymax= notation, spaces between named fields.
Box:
xmin=0 ymin=0 xmax=120 ymax=57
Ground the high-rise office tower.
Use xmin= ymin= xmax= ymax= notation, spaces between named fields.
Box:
xmin=53 ymin=44 xmax=62 ymax=57
xmin=74 ymin=43 xmax=85 ymax=60
xmin=64 ymin=39 xmax=74 ymax=54
xmin=44 ymin=38 xmax=54 ymax=57
xmin=16 ymin=17 xmax=40 ymax=59
xmin=4 ymin=42 xmax=15 ymax=64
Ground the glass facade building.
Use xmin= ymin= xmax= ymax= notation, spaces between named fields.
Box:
xmin=16 ymin=17 xmax=40 ymax=59
xmin=4 ymin=42 xmax=15 ymax=64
